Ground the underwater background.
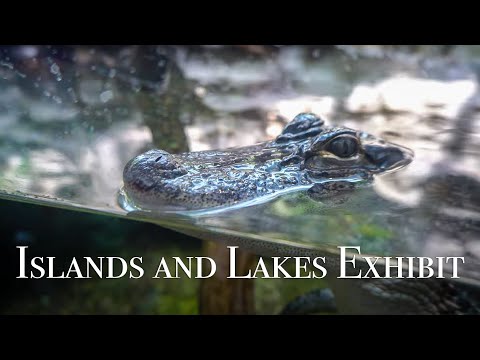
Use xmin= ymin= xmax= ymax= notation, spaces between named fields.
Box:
xmin=1 ymin=45 xmax=479 ymax=314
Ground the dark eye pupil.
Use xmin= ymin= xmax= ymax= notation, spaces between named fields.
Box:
xmin=328 ymin=137 xmax=358 ymax=158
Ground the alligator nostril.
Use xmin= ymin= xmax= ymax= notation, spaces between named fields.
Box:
xmin=155 ymin=156 xmax=163 ymax=162
xmin=364 ymin=144 xmax=411 ymax=170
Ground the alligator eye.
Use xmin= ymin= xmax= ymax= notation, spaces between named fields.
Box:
xmin=326 ymin=135 xmax=359 ymax=158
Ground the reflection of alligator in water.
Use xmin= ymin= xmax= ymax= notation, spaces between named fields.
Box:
xmin=121 ymin=113 xmax=480 ymax=314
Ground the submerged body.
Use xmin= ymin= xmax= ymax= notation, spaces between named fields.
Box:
xmin=123 ymin=113 xmax=413 ymax=211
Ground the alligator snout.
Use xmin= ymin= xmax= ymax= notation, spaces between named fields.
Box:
xmin=123 ymin=149 xmax=187 ymax=195
xmin=128 ymin=149 xmax=186 ymax=173
xmin=364 ymin=143 xmax=413 ymax=172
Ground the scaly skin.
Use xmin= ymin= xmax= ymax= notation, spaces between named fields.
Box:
xmin=123 ymin=113 xmax=413 ymax=211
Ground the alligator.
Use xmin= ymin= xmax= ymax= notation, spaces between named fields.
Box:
xmin=123 ymin=113 xmax=413 ymax=211
xmin=123 ymin=113 xmax=480 ymax=314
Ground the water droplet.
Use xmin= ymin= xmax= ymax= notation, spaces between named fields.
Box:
xmin=50 ymin=63 xmax=62 ymax=81
xmin=0 ymin=61 xmax=13 ymax=70
xmin=67 ymin=87 xmax=78 ymax=103
xmin=50 ymin=63 xmax=60 ymax=75
xmin=15 ymin=70 xmax=26 ymax=78
xmin=115 ymin=107 xmax=129 ymax=116
xmin=195 ymin=86 xmax=206 ymax=97
xmin=132 ymin=83 xmax=142 ymax=93
xmin=100 ymin=90 xmax=114 ymax=103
